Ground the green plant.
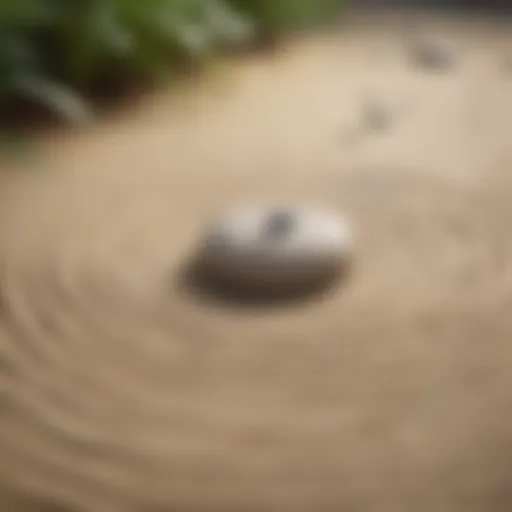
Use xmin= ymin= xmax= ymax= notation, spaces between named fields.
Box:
xmin=0 ymin=0 xmax=92 ymax=124
xmin=54 ymin=0 xmax=253 ymax=84
xmin=0 ymin=0 xmax=253 ymax=123
xmin=0 ymin=0 xmax=341 ymax=130
xmin=228 ymin=0 xmax=343 ymax=32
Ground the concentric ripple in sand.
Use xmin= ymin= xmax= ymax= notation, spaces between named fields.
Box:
xmin=1 ymin=15 xmax=512 ymax=511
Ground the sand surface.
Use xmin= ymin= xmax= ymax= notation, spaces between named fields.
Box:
xmin=0 ymin=11 xmax=512 ymax=512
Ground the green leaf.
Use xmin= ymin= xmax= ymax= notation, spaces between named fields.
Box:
xmin=12 ymin=72 xmax=93 ymax=126
xmin=203 ymin=0 xmax=254 ymax=44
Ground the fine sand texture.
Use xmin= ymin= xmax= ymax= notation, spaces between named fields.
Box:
xmin=0 ymin=11 xmax=512 ymax=512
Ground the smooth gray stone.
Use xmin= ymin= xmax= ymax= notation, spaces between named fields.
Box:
xmin=195 ymin=203 xmax=354 ymax=293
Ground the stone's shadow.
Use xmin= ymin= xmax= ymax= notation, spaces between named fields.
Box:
xmin=174 ymin=254 xmax=352 ymax=311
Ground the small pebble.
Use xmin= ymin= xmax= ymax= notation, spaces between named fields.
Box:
xmin=408 ymin=35 xmax=459 ymax=71
xmin=362 ymin=96 xmax=393 ymax=133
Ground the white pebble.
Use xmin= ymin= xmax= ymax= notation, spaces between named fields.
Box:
xmin=195 ymin=203 xmax=354 ymax=293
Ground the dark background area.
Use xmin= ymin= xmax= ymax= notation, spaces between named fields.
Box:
xmin=347 ymin=0 xmax=512 ymax=10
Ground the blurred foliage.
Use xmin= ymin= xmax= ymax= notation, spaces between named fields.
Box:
xmin=227 ymin=0 xmax=343 ymax=32
xmin=0 ymin=0 xmax=343 ymax=125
